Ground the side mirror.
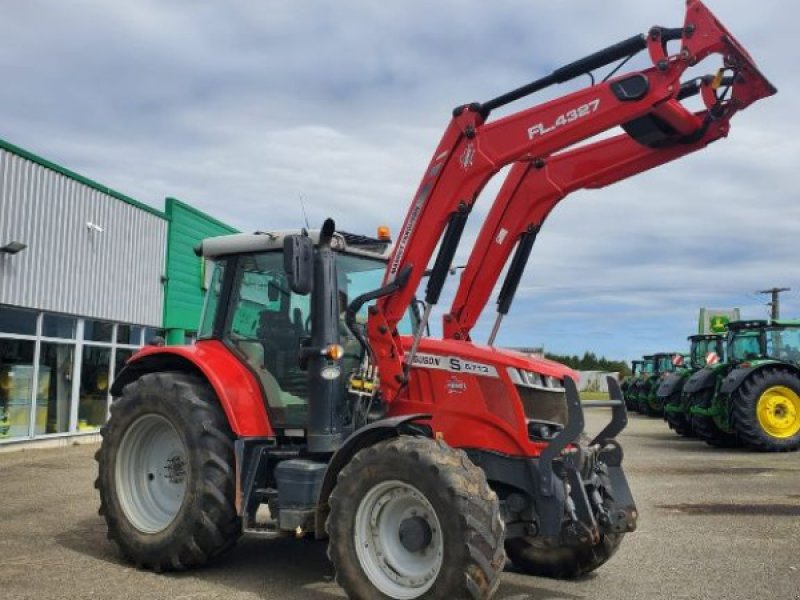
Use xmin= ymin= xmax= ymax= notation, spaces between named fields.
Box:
xmin=284 ymin=235 xmax=314 ymax=295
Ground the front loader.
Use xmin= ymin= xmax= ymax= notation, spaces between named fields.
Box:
xmin=95 ymin=3 xmax=774 ymax=598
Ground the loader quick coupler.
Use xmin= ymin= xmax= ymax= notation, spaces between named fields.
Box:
xmin=536 ymin=377 xmax=637 ymax=542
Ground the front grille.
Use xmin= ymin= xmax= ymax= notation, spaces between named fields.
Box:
xmin=515 ymin=385 xmax=568 ymax=425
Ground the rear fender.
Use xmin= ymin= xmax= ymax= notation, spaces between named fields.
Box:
xmin=720 ymin=362 xmax=800 ymax=395
xmin=110 ymin=340 xmax=273 ymax=437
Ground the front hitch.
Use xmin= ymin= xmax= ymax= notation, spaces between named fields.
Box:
xmin=537 ymin=376 xmax=638 ymax=541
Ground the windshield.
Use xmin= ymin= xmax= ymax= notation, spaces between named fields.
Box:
xmin=728 ymin=330 xmax=764 ymax=362
xmin=643 ymin=360 xmax=655 ymax=374
xmin=336 ymin=253 xmax=417 ymax=335
xmin=766 ymin=326 xmax=800 ymax=362
xmin=656 ymin=356 xmax=674 ymax=373
xmin=691 ymin=339 xmax=718 ymax=368
xmin=632 ymin=362 xmax=642 ymax=376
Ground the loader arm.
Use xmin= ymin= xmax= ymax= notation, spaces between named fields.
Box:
xmin=368 ymin=0 xmax=775 ymax=400
xmin=444 ymin=78 xmax=735 ymax=342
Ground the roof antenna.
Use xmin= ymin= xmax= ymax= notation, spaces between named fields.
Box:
xmin=299 ymin=194 xmax=311 ymax=231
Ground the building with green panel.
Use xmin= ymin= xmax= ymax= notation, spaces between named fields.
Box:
xmin=163 ymin=197 xmax=239 ymax=345
xmin=0 ymin=135 xmax=237 ymax=447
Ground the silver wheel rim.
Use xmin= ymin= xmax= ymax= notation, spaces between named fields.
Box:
xmin=115 ymin=414 xmax=188 ymax=534
xmin=354 ymin=480 xmax=444 ymax=599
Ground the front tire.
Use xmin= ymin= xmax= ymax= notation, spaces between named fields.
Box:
xmin=505 ymin=532 xmax=623 ymax=579
xmin=731 ymin=367 xmax=800 ymax=452
xmin=663 ymin=391 xmax=693 ymax=437
xmin=688 ymin=388 xmax=739 ymax=448
xmin=327 ymin=436 xmax=504 ymax=600
xmin=95 ymin=372 xmax=241 ymax=570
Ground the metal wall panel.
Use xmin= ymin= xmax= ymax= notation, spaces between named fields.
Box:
xmin=0 ymin=148 xmax=166 ymax=326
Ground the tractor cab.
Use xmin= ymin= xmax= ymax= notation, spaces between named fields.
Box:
xmin=196 ymin=225 xmax=417 ymax=443
xmin=653 ymin=352 xmax=680 ymax=377
xmin=765 ymin=320 xmax=800 ymax=364
xmin=689 ymin=334 xmax=725 ymax=369
xmin=726 ymin=320 xmax=769 ymax=365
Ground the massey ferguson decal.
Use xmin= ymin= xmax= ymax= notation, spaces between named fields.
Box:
xmin=411 ymin=353 xmax=499 ymax=378
xmin=446 ymin=376 xmax=467 ymax=394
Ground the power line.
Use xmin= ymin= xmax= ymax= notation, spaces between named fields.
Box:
xmin=756 ymin=287 xmax=791 ymax=320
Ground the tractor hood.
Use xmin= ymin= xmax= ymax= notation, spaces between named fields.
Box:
xmin=398 ymin=336 xmax=578 ymax=383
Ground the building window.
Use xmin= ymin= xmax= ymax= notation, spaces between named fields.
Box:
xmin=0 ymin=339 xmax=36 ymax=440
xmin=114 ymin=348 xmax=135 ymax=377
xmin=37 ymin=342 xmax=75 ymax=434
xmin=78 ymin=346 xmax=111 ymax=431
xmin=42 ymin=314 xmax=77 ymax=339
xmin=0 ymin=306 xmax=38 ymax=336
xmin=84 ymin=320 xmax=114 ymax=342
xmin=116 ymin=324 xmax=143 ymax=345
xmin=0 ymin=310 xmax=148 ymax=443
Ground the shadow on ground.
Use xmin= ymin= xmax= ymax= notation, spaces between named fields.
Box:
xmin=56 ymin=516 xmax=584 ymax=599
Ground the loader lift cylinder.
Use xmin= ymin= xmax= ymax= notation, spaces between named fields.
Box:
xmin=488 ymin=225 xmax=538 ymax=346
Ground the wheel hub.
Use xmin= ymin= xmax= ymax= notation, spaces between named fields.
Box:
xmin=398 ymin=516 xmax=433 ymax=553
xmin=115 ymin=414 xmax=188 ymax=533
xmin=756 ymin=386 xmax=800 ymax=439
xmin=354 ymin=480 xmax=443 ymax=599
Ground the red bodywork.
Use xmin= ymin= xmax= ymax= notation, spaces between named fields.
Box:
xmin=388 ymin=337 xmax=577 ymax=456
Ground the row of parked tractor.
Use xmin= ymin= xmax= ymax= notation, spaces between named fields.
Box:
xmin=621 ymin=319 xmax=800 ymax=452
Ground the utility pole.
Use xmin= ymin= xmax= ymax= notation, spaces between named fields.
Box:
xmin=757 ymin=287 xmax=791 ymax=320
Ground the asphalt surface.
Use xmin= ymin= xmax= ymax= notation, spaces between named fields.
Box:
xmin=1 ymin=409 xmax=799 ymax=600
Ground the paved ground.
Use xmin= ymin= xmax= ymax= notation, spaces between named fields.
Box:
xmin=1 ymin=410 xmax=799 ymax=600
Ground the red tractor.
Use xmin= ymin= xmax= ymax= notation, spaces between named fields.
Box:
xmin=96 ymin=3 xmax=773 ymax=598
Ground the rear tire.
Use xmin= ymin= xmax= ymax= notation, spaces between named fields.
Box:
xmin=327 ymin=436 xmax=504 ymax=600
xmin=730 ymin=367 xmax=800 ymax=452
xmin=663 ymin=391 xmax=693 ymax=437
xmin=95 ymin=372 xmax=241 ymax=570
xmin=505 ymin=532 xmax=623 ymax=579
xmin=688 ymin=388 xmax=739 ymax=448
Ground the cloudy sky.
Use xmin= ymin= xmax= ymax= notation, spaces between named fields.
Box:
xmin=1 ymin=0 xmax=796 ymax=361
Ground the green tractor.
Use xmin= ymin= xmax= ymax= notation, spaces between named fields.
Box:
xmin=621 ymin=360 xmax=644 ymax=412
xmin=624 ymin=356 xmax=655 ymax=414
xmin=658 ymin=333 xmax=725 ymax=437
xmin=683 ymin=320 xmax=800 ymax=451
xmin=636 ymin=352 xmax=682 ymax=417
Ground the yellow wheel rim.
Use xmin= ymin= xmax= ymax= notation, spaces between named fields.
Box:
xmin=756 ymin=386 xmax=800 ymax=439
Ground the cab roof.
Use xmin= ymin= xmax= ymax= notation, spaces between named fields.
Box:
xmin=196 ymin=229 xmax=391 ymax=260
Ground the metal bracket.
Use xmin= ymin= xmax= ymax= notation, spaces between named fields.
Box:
xmin=589 ymin=376 xmax=629 ymax=447
xmin=539 ymin=376 xmax=584 ymax=496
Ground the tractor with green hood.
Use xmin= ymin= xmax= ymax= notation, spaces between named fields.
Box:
xmin=624 ymin=356 xmax=655 ymax=414
xmin=621 ymin=360 xmax=644 ymax=412
xmin=637 ymin=352 xmax=682 ymax=416
xmin=658 ymin=333 xmax=725 ymax=437
xmin=683 ymin=320 xmax=800 ymax=451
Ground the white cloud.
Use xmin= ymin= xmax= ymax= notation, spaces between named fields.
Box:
xmin=0 ymin=0 xmax=795 ymax=361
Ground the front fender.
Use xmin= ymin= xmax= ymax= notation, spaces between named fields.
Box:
xmin=314 ymin=414 xmax=432 ymax=538
xmin=683 ymin=368 xmax=717 ymax=395
xmin=719 ymin=362 xmax=800 ymax=395
xmin=111 ymin=340 xmax=273 ymax=437
xmin=657 ymin=372 xmax=686 ymax=398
